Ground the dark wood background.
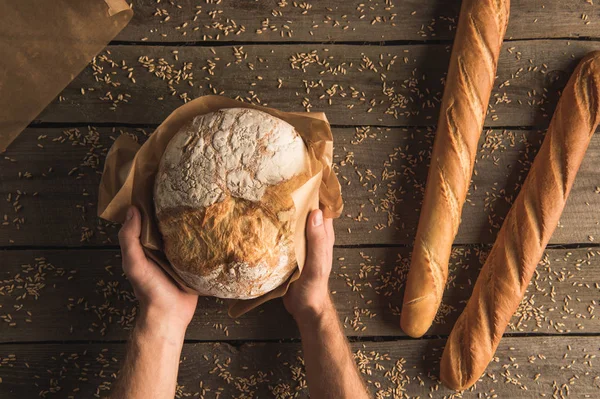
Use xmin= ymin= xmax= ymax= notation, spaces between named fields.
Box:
xmin=1 ymin=0 xmax=599 ymax=397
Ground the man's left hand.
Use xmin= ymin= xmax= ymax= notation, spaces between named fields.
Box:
xmin=118 ymin=206 xmax=198 ymax=335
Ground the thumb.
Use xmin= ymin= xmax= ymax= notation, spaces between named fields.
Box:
xmin=118 ymin=206 xmax=147 ymax=271
xmin=307 ymin=209 xmax=326 ymax=242
xmin=303 ymin=209 xmax=330 ymax=279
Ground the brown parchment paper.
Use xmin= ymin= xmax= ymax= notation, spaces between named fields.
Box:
xmin=0 ymin=0 xmax=133 ymax=152
xmin=98 ymin=95 xmax=344 ymax=317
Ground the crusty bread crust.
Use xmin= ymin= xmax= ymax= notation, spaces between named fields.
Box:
xmin=401 ymin=0 xmax=510 ymax=338
xmin=441 ymin=51 xmax=600 ymax=391
xmin=154 ymin=108 xmax=310 ymax=299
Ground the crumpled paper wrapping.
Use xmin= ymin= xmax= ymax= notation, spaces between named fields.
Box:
xmin=98 ymin=96 xmax=344 ymax=317
xmin=0 ymin=0 xmax=133 ymax=152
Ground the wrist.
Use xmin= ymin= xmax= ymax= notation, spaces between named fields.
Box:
xmin=136 ymin=308 xmax=187 ymax=346
xmin=292 ymin=295 xmax=335 ymax=325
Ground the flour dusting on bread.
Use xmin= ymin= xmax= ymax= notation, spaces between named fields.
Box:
xmin=154 ymin=108 xmax=310 ymax=299
xmin=155 ymin=108 xmax=307 ymax=212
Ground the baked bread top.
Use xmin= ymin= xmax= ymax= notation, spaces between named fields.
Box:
xmin=154 ymin=107 xmax=310 ymax=299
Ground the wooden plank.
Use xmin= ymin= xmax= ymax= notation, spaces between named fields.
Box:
xmin=33 ymin=40 xmax=598 ymax=127
xmin=0 ymin=247 xmax=597 ymax=342
xmin=0 ymin=337 xmax=598 ymax=398
xmin=118 ymin=0 xmax=600 ymax=43
xmin=3 ymin=126 xmax=600 ymax=247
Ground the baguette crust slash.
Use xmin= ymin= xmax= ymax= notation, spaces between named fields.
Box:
xmin=441 ymin=51 xmax=600 ymax=391
xmin=401 ymin=0 xmax=510 ymax=338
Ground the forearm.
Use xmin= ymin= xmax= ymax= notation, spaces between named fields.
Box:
xmin=110 ymin=312 xmax=185 ymax=399
xmin=296 ymin=298 xmax=370 ymax=399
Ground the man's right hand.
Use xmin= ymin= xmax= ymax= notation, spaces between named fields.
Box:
xmin=283 ymin=209 xmax=335 ymax=321
xmin=283 ymin=209 xmax=371 ymax=399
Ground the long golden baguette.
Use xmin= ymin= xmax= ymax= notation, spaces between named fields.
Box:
xmin=440 ymin=51 xmax=600 ymax=391
xmin=401 ymin=0 xmax=510 ymax=338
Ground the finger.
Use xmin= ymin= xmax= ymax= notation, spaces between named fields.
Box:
xmin=306 ymin=209 xmax=326 ymax=245
xmin=118 ymin=206 xmax=147 ymax=270
xmin=323 ymin=217 xmax=334 ymax=244
xmin=304 ymin=209 xmax=330 ymax=278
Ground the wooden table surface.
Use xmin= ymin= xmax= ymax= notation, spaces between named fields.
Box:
xmin=1 ymin=0 xmax=600 ymax=397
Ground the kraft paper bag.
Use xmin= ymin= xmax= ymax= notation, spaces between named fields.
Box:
xmin=98 ymin=95 xmax=344 ymax=317
xmin=0 ymin=0 xmax=133 ymax=152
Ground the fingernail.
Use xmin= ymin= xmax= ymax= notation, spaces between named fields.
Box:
xmin=126 ymin=207 xmax=134 ymax=221
xmin=312 ymin=210 xmax=323 ymax=226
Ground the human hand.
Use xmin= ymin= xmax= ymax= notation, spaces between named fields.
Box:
xmin=118 ymin=206 xmax=198 ymax=337
xmin=283 ymin=209 xmax=335 ymax=321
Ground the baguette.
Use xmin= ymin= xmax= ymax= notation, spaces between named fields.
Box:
xmin=401 ymin=0 xmax=510 ymax=338
xmin=440 ymin=51 xmax=600 ymax=391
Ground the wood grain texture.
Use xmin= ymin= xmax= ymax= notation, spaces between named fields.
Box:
xmin=2 ymin=3 xmax=599 ymax=397
xmin=0 ymin=337 xmax=598 ymax=398
xmin=117 ymin=0 xmax=600 ymax=42
xmin=3 ymin=127 xmax=600 ymax=247
xmin=0 ymin=247 xmax=597 ymax=342
xmin=30 ymin=40 xmax=597 ymax=127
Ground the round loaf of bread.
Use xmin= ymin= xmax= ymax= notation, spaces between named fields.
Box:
xmin=154 ymin=108 xmax=310 ymax=299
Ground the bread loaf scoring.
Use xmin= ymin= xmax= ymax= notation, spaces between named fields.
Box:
xmin=154 ymin=108 xmax=310 ymax=299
